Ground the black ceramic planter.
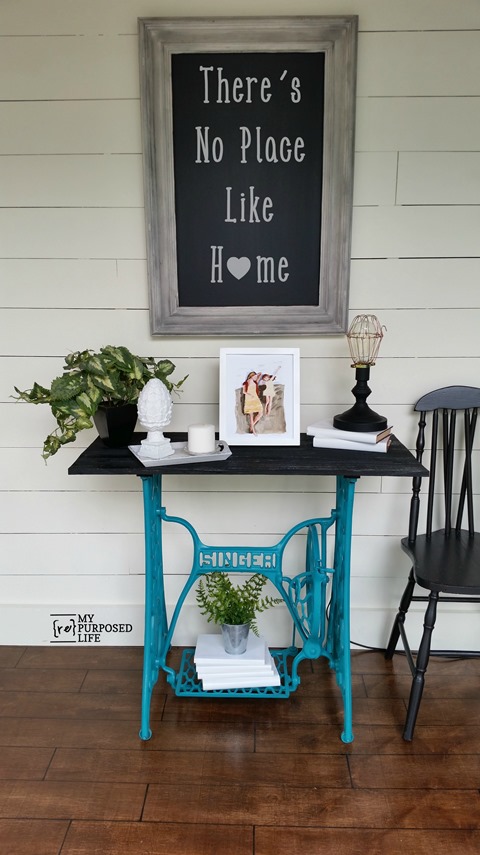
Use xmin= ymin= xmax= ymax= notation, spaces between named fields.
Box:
xmin=93 ymin=403 xmax=138 ymax=448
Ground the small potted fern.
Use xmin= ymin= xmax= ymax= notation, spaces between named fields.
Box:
xmin=195 ymin=571 xmax=282 ymax=654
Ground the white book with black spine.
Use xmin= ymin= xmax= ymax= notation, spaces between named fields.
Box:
xmin=201 ymin=671 xmax=281 ymax=690
xmin=306 ymin=418 xmax=392 ymax=445
xmin=312 ymin=435 xmax=391 ymax=453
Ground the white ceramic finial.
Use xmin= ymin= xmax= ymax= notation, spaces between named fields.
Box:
xmin=137 ymin=378 xmax=174 ymax=459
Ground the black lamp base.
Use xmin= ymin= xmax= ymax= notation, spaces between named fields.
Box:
xmin=333 ymin=407 xmax=388 ymax=433
xmin=333 ymin=365 xmax=388 ymax=433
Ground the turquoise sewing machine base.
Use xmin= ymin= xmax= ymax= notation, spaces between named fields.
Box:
xmin=139 ymin=473 xmax=356 ymax=744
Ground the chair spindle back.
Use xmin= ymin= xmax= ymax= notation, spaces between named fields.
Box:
xmin=407 ymin=386 xmax=480 ymax=544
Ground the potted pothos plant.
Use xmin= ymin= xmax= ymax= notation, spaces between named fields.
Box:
xmin=13 ymin=345 xmax=187 ymax=459
xmin=196 ymin=571 xmax=282 ymax=654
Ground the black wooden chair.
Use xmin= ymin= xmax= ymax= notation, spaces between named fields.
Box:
xmin=385 ymin=385 xmax=480 ymax=740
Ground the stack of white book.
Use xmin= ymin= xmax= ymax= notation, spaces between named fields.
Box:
xmin=194 ymin=633 xmax=281 ymax=690
xmin=306 ymin=419 xmax=392 ymax=453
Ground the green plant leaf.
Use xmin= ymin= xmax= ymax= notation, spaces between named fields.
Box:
xmin=74 ymin=416 xmax=94 ymax=430
xmin=42 ymin=435 xmax=61 ymax=458
xmin=83 ymin=354 xmax=110 ymax=376
xmin=92 ymin=373 xmax=119 ymax=396
xmin=130 ymin=355 xmax=147 ymax=380
xmin=13 ymin=382 xmax=50 ymax=404
xmin=50 ymin=374 xmax=86 ymax=402
xmin=154 ymin=359 xmax=175 ymax=378
xmin=101 ymin=345 xmax=137 ymax=375
xmin=76 ymin=392 xmax=98 ymax=416
xmin=84 ymin=380 xmax=103 ymax=408
xmin=64 ymin=350 xmax=88 ymax=369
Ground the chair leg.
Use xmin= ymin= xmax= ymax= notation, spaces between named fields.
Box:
xmin=403 ymin=591 xmax=439 ymax=741
xmin=385 ymin=568 xmax=416 ymax=659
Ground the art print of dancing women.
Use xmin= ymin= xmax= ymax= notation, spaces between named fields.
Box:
xmin=219 ymin=347 xmax=300 ymax=447
xmin=237 ymin=364 xmax=285 ymax=436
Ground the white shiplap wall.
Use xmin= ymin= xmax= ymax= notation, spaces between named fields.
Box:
xmin=1 ymin=0 xmax=480 ymax=649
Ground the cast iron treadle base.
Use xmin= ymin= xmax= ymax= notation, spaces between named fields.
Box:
xmin=175 ymin=647 xmax=297 ymax=698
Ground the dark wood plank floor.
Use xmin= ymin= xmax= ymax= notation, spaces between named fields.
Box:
xmin=1 ymin=644 xmax=479 ymax=854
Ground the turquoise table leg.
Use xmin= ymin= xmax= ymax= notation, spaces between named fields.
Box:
xmin=139 ymin=474 xmax=167 ymax=740
xmin=328 ymin=475 xmax=357 ymax=744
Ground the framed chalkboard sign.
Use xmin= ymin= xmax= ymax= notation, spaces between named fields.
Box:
xmin=139 ymin=16 xmax=358 ymax=336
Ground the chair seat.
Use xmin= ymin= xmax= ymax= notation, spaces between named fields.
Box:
xmin=401 ymin=529 xmax=480 ymax=595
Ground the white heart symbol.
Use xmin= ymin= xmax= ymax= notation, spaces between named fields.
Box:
xmin=227 ymin=256 xmax=251 ymax=280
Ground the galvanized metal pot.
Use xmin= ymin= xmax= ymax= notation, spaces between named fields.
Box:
xmin=221 ymin=623 xmax=250 ymax=655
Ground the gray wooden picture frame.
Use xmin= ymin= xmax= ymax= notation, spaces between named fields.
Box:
xmin=138 ymin=16 xmax=358 ymax=336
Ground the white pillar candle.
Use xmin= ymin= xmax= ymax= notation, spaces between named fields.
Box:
xmin=188 ymin=423 xmax=216 ymax=454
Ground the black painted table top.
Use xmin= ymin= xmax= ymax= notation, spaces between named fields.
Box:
xmin=68 ymin=433 xmax=428 ymax=479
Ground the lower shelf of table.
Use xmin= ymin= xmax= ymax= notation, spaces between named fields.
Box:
xmin=174 ymin=647 xmax=298 ymax=698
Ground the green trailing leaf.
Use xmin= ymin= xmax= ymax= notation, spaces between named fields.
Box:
xmin=153 ymin=361 xmax=189 ymax=393
xmin=195 ymin=572 xmax=282 ymax=635
xmin=64 ymin=350 xmax=86 ymax=369
xmin=42 ymin=436 xmax=61 ymax=459
xmin=174 ymin=374 xmax=188 ymax=390
xmin=13 ymin=383 xmax=51 ymax=404
xmin=74 ymin=416 xmax=94 ymax=430
xmin=154 ymin=359 xmax=175 ymax=377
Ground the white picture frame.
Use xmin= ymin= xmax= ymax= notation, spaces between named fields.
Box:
xmin=219 ymin=347 xmax=300 ymax=446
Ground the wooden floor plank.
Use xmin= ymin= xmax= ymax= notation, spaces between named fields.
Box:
xmin=0 ymin=747 xmax=54 ymax=780
xmin=0 ymin=689 xmax=166 ymax=721
xmin=143 ymin=783 xmax=480 ymax=828
xmin=0 ymin=819 xmax=69 ymax=855
xmin=416 ymin=698 xmax=480 ymax=727
xmin=46 ymin=747 xmax=350 ymax=787
xmin=350 ymin=649 xmax=412 ymax=674
xmin=255 ymin=828 xmax=480 ymax=855
xmin=255 ymin=722 xmax=353 ymax=754
xmin=163 ymin=694 xmax=408 ymax=727
xmin=0 ymin=717 xmax=254 ymax=751
xmin=0 ymin=647 xmax=26 ymax=668
xmin=364 ymin=673 xmax=480 ymax=699
xmin=79 ymin=669 xmax=145 ymax=694
xmin=385 ymin=652 xmax=480 ymax=676
xmin=0 ymin=668 xmax=86 ymax=693
xmin=255 ymin=722 xmax=480 ymax=754
xmin=16 ymin=646 xmax=144 ymax=670
xmin=0 ymin=781 xmax=146 ymax=820
xmin=350 ymin=754 xmax=480 ymax=789
xmin=61 ymin=820 xmax=253 ymax=855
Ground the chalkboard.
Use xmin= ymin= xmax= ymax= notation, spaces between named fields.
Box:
xmin=139 ymin=17 xmax=358 ymax=335
xmin=172 ymin=52 xmax=324 ymax=308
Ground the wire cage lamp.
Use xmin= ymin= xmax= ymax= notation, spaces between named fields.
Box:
xmin=333 ymin=314 xmax=388 ymax=432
